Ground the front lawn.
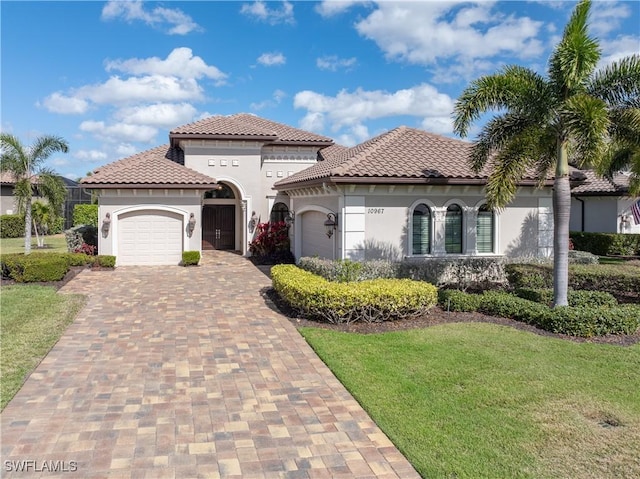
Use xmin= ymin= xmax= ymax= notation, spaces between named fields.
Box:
xmin=301 ymin=324 xmax=640 ymax=479
xmin=0 ymin=285 xmax=85 ymax=410
xmin=0 ymin=233 xmax=68 ymax=255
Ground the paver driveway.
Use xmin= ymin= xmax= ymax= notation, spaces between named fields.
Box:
xmin=1 ymin=252 xmax=420 ymax=478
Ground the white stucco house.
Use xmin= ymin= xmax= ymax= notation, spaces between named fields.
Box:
xmin=82 ymin=114 xmax=556 ymax=266
xmin=570 ymin=170 xmax=640 ymax=234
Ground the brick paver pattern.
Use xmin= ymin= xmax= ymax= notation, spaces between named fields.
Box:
xmin=1 ymin=252 xmax=420 ymax=478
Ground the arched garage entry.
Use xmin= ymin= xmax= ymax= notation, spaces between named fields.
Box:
xmin=299 ymin=209 xmax=335 ymax=259
xmin=116 ymin=209 xmax=184 ymax=265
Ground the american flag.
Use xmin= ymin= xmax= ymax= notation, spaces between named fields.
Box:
xmin=631 ymin=199 xmax=640 ymax=225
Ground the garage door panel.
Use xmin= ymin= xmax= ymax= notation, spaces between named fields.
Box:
xmin=301 ymin=211 xmax=333 ymax=259
xmin=118 ymin=210 xmax=183 ymax=265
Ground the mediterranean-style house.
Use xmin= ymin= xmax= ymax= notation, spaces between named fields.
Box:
xmin=570 ymin=170 xmax=640 ymax=234
xmin=82 ymin=114 xmax=557 ymax=266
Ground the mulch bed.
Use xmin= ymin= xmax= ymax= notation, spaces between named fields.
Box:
xmin=263 ymin=288 xmax=640 ymax=347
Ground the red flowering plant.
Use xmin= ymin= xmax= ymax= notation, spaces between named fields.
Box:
xmin=74 ymin=242 xmax=97 ymax=256
xmin=249 ymin=221 xmax=293 ymax=264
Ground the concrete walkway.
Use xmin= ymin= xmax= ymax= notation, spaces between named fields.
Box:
xmin=1 ymin=252 xmax=419 ymax=478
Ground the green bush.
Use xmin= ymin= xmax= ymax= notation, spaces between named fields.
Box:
xmin=568 ymin=250 xmax=599 ymax=264
xmin=49 ymin=216 xmax=65 ymax=234
xmin=438 ymin=289 xmax=482 ymax=312
xmin=271 ymin=265 xmax=438 ymax=324
xmin=95 ymin=255 xmax=116 ymax=268
xmin=542 ymin=305 xmax=640 ymax=337
xmin=478 ymin=291 xmax=550 ymax=325
xmin=298 ymin=257 xmax=397 ymax=282
xmin=514 ymin=288 xmax=617 ymax=308
xmin=570 ymin=231 xmax=640 ymax=256
xmin=65 ymin=225 xmax=98 ymax=253
xmin=182 ymin=251 xmax=200 ymax=266
xmin=73 ymin=204 xmax=98 ymax=227
xmin=1 ymin=254 xmax=69 ymax=282
xmin=0 ymin=214 xmax=25 ymax=238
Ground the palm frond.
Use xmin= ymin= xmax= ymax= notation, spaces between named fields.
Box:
xmin=588 ymin=54 xmax=640 ymax=107
xmin=548 ymin=0 xmax=600 ymax=98
xmin=561 ymin=93 xmax=610 ymax=166
xmin=38 ymin=173 xmax=67 ymax=214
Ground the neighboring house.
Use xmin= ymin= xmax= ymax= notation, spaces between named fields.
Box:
xmin=82 ymin=114 xmax=557 ymax=266
xmin=0 ymin=172 xmax=25 ymax=215
xmin=570 ymin=170 xmax=640 ymax=234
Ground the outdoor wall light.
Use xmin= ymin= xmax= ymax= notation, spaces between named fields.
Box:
xmin=101 ymin=213 xmax=111 ymax=238
xmin=187 ymin=213 xmax=196 ymax=237
xmin=324 ymin=213 xmax=337 ymax=238
xmin=249 ymin=211 xmax=258 ymax=233
xmin=284 ymin=210 xmax=295 ymax=227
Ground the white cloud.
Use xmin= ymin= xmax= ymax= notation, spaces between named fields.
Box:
xmin=73 ymin=149 xmax=108 ymax=162
xmin=105 ymin=47 xmax=227 ymax=83
xmin=294 ymin=83 xmax=456 ymax=141
xmin=257 ymin=52 xmax=286 ymax=66
xmin=50 ymin=157 xmax=70 ymax=167
xmin=421 ymin=117 xmax=454 ymax=136
xmin=599 ymin=35 xmax=640 ymax=68
xmin=80 ymin=120 xmax=157 ymax=143
xmin=101 ymin=0 xmax=201 ymax=35
xmin=315 ymin=1 xmax=367 ymax=18
xmin=590 ymin=1 xmax=631 ymax=36
xmin=240 ymin=1 xmax=294 ymax=25
xmin=115 ymin=143 xmax=138 ymax=156
xmin=316 ymin=55 xmax=357 ymax=71
xmin=41 ymin=92 xmax=89 ymax=114
xmin=63 ymin=172 xmax=80 ymax=181
xmin=354 ymin=2 xmax=543 ymax=74
xmin=251 ymin=89 xmax=287 ymax=111
xmin=114 ymin=103 xmax=197 ymax=128
xmin=77 ymin=75 xmax=202 ymax=105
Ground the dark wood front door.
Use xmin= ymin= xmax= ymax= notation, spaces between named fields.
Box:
xmin=202 ymin=205 xmax=235 ymax=250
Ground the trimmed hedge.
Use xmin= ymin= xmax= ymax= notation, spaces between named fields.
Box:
xmin=1 ymin=252 xmax=95 ymax=282
xmin=73 ymin=204 xmax=98 ymax=227
xmin=514 ymin=288 xmax=618 ymax=308
xmin=438 ymin=289 xmax=482 ymax=312
xmin=570 ymin=231 xmax=640 ymax=256
xmin=505 ymin=263 xmax=640 ymax=297
xmin=271 ymin=264 xmax=438 ymax=324
xmin=95 ymin=255 xmax=116 ymax=268
xmin=436 ymin=289 xmax=640 ymax=337
xmin=182 ymin=251 xmax=200 ymax=266
xmin=0 ymin=214 xmax=25 ymax=238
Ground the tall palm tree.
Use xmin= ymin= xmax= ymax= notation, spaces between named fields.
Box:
xmin=453 ymin=0 xmax=640 ymax=306
xmin=0 ymin=134 xmax=68 ymax=254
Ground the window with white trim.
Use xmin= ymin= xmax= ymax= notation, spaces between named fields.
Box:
xmin=476 ymin=205 xmax=494 ymax=253
xmin=445 ymin=204 xmax=463 ymax=254
xmin=412 ymin=203 xmax=431 ymax=255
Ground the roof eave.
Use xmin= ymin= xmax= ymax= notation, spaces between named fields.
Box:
xmin=170 ymin=133 xmax=278 ymax=144
xmin=80 ymin=183 xmax=219 ymax=189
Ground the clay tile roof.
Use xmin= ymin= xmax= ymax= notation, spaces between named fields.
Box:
xmin=170 ymin=113 xmax=333 ymax=144
xmin=1 ymin=171 xmax=40 ymax=185
xmin=81 ymin=145 xmax=217 ymax=188
xmin=275 ymin=126 xmax=520 ymax=188
xmin=571 ymin=169 xmax=630 ymax=195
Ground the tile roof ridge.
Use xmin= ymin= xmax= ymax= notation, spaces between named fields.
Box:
xmin=332 ymin=126 xmax=407 ymax=176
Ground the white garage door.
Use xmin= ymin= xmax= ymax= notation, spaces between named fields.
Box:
xmin=118 ymin=210 xmax=183 ymax=265
xmin=301 ymin=211 xmax=334 ymax=259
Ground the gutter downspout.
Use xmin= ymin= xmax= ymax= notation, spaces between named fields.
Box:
xmin=574 ymin=197 xmax=585 ymax=232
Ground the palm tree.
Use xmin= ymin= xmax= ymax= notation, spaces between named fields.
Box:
xmin=453 ymin=0 xmax=640 ymax=306
xmin=0 ymin=134 xmax=69 ymax=254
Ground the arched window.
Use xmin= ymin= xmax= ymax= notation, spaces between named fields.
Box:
xmin=270 ymin=202 xmax=289 ymax=223
xmin=204 ymin=183 xmax=235 ymax=199
xmin=445 ymin=204 xmax=463 ymax=254
xmin=476 ymin=205 xmax=494 ymax=253
xmin=412 ymin=204 xmax=431 ymax=255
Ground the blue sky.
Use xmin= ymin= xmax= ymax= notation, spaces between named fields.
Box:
xmin=2 ymin=0 xmax=639 ymax=180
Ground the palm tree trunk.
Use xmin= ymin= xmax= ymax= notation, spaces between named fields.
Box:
xmin=24 ymin=195 xmax=32 ymax=255
xmin=553 ymin=142 xmax=570 ymax=307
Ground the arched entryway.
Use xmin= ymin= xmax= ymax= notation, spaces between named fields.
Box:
xmin=202 ymin=182 xmax=238 ymax=250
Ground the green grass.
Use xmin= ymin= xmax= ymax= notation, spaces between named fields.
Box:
xmin=301 ymin=324 xmax=640 ymax=479
xmin=0 ymin=285 xmax=85 ymax=410
xmin=0 ymin=234 xmax=68 ymax=255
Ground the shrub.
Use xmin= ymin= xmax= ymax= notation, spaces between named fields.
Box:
xmin=570 ymin=231 xmax=640 ymax=256
xmin=298 ymin=257 xmax=397 ymax=282
xmin=73 ymin=204 xmax=99 ymax=227
xmin=95 ymin=255 xmax=116 ymax=268
xmin=0 ymin=214 xmax=25 ymax=238
xmin=568 ymin=250 xmax=599 ymax=264
xmin=74 ymin=242 xmax=97 ymax=256
xmin=438 ymin=289 xmax=482 ymax=312
xmin=249 ymin=221 xmax=294 ymax=264
xmin=505 ymin=264 xmax=552 ymax=289
xmin=1 ymin=254 xmax=69 ymax=282
xmin=182 ymin=251 xmax=200 ymax=266
xmin=514 ymin=288 xmax=618 ymax=308
xmin=542 ymin=305 xmax=640 ymax=337
xmin=271 ymin=265 xmax=438 ymax=324
xmin=65 ymin=225 xmax=98 ymax=253
xmin=49 ymin=216 xmax=65 ymax=234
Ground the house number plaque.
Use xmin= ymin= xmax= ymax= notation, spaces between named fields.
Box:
xmin=367 ymin=208 xmax=385 ymax=214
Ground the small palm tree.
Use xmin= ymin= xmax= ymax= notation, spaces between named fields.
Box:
xmin=31 ymin=200 xmax=56 ymax=247
xmin=453 ymin=0 xmax=640 ymax=306
xmin=0 ymin=134 xmax=69 ymax=254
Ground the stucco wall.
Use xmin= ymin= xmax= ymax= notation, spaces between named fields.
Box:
xmin=570 ymin=197 xmax=618 ymax=233
xmin=1 ymin=185 xmax=17 ymax=215
xmin=96 ymin=189 xmax=204 ymax=258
